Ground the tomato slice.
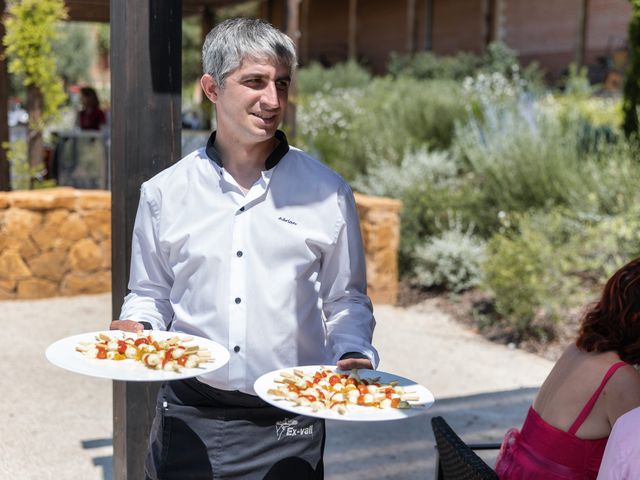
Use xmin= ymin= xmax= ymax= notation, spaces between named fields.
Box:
xmin=134 ymin=338 xmax=149 ymax=346
xmin=117 ymin=340 xmax=128 ymax=354
xmin=96 ymin=346 xmax=107 ymax=359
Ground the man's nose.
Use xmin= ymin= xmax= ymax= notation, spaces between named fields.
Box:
xmin=261 ymin=82 xmax=280 ymax=109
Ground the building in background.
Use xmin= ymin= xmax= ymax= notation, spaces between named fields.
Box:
xmin=263 ymin=0 xmax=631 ymax=82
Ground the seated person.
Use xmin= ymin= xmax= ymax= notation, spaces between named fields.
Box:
xmin=597 ymin=406 xmax=640 ymax=480
xmin=495 ymin=257 xmax=640 ymax=479
xmin=77 ymin=87 xmax=106 ymax=130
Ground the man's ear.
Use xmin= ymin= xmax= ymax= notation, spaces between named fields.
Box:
xmin=200 ymin=74 xmax=218 ymax=103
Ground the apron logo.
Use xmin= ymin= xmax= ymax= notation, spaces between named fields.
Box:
xmin=275 ymin=418 xmax=313 ymax=440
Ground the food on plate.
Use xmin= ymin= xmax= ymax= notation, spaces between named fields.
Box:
xmin=266 ymin=367 xmax=420 ymax=415
xmin=75 ymin=332 xmax=213 ymax=372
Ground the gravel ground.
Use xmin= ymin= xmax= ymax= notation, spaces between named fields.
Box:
xmin=0 ymin=294 xmax=553 ymax=480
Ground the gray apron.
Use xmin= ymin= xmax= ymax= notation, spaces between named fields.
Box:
xmin=145 ymin=377 xmax=325 ymax=480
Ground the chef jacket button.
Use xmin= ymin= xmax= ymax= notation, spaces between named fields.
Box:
xmin=234 ymin=345 xmax=240 ymax=353
xmin=236 ymin=251 xmax=243 ymax=257
xmin=235 ymin=297 xmax=241 ymax=304
xmin=239 ymin=206 xmax=245 ymax=212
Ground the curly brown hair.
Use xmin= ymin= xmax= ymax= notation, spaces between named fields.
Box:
xmin=576 ymin=257 xmax=640 ymax=364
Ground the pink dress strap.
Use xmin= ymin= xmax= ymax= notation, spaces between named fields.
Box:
xmin=567 ymin=361 xmax=628 ymax=435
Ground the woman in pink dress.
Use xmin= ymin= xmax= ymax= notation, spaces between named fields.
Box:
xmin=495 ymin=257 xmax=640 ymax=479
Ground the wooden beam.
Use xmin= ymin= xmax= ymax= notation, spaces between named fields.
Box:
xmin=576 ymin=0 xmax=590 ymax=67
xmin=0 ymin=0 xmax=9 ymax=191
xmin=484 ymin=0 xmax=497 ymax=47
xmin=300 ymin=0 xmax=310 ymax=66
xmin=406 ymin=0 xmax=416 ymax=54
xmin=424 ymin=0 xmax=433 ymax=51
xmin=201 ymin=6 xmax=215 ymax=130
xmin=110 ymin=1 xmax=182 ymax=478
xmin=284 ymin=0 xmax=300 ymax=138
xmin=348 ymin=0 xmax=357 ymax=61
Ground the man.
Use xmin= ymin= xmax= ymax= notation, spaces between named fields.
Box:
xmin=110 ymin=18 xmax=378 ymax=480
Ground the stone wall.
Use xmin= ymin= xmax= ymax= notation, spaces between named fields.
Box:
xmin=0 ymin=188 xmax=111 ymax=299
xmin=354 ymin=193 xmax=402 ymax=305
xmin=0 ymin=188 xmax=401 ymax=304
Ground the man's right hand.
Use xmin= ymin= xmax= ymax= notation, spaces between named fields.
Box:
xmin=110 ymin=319 xmax=144 ymax=333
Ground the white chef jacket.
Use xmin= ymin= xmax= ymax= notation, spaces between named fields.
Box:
xmin=120 ymin=131 xmax=379 ymax=394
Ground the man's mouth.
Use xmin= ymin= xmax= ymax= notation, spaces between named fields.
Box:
xmin=251 ymin=112 xmax=277 ymax=121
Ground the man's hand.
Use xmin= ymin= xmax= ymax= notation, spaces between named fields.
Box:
xmin=110 ymin=319 xmax=144 ymax=333
xmin=336 ymin=357 xmax=373 ymax=371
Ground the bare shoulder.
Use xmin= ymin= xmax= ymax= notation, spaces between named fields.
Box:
xmin=604 ymin=364 xmax=640 ymax=424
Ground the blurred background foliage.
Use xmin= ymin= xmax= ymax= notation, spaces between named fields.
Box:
xmin=294 ymin=42 xmax=640 ymax=344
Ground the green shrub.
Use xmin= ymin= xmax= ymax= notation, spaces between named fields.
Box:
xmin=296 ymin=61 xmax=372 ymax=96
xmin=387 ymin=50 xmax=481 ymax=81
xmin=483 ymin=206 xmax=640 ymax=339
xmin=297 ymin=77 xmax=468 ymax=180
xmin=413 ymin=218 xmax=485 ymax=292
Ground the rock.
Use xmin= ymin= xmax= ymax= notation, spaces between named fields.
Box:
xmin=28 ymin=250 xmax=69 ymax=282
xmin=0 ymin=250 xmax=32 ymax=280
xmin=59 ymin=213 xmax=89 ymax=242
xmin=1 ymin=208 xmax=42 ymax=239
xmin=83 ymin=210 xmax=111 ymax=241
xmin=61 ymin=271 xmax=111 ymax=295
xmin=17 ymin=278 xmax=58 ymax=299
xmin=69 ymin=238 xmax=102 ymax=273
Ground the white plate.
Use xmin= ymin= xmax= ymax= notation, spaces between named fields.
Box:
xmin=254 ymin=365 xmax=435 ymax=422
xmin=45 ymin=330 xmax=230 ymax=382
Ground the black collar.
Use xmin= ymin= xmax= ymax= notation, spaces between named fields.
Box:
xmin=205 ymin=130 xmax=290 ymax=171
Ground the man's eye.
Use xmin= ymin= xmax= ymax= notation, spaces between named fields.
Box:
xmin=276 ymin=81 xmax=290 ymax=91
xmin=246 ymin=79 xmax=263 ymax=87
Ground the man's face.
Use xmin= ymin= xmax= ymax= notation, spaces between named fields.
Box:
xmin=203 ymin=58 xmax=291 ymax=145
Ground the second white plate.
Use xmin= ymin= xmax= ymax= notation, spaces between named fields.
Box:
xmin=254 ymin=365 xmax=435 ymax=422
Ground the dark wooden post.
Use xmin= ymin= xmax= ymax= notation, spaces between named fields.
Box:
xmin=201 ymin=6 xmax=215 ymax=131
xmin=110 ymin=1 xmax=181 ymax=478
xmin=424 ymin=0 xmax=434 ymax=51
xmin=284 ymin=0 xmax=300 ymax=138
xmin=300 ymin=0 xmax=310 ymax=66
xmin=406 ymin=0 xmax=416 ymax=54
xmin=576 ymin=0 xmax=590 ymax=67
xmin=348 ymin=0 xmax=358 ymax=61
xmin=0 ymin=0 xmax=10 ymax=191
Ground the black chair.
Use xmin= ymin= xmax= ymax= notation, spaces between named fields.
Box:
xmin=431 ymin=416 xmax=501 ymax=480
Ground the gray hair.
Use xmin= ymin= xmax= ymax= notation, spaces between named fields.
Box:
xmin=202 ymin=18 xmax=297 ymax=88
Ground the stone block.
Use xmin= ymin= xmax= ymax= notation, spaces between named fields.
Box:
xmin=28 ymin=249 xmax=69 ymax=282
xmin=9 ymin=188 xmax=76 ymax=210
xmin=0 ymin=193 xmax=9 ymax=209
xmin=77 ymin=190 xmax=111 ymax=210
xmin=2 ymin=208 xmax=42 ymax=239
xmin=0 ymin=250 xmax=32 ymax=280
xmin=0 ymin=278 xmax=16 ymax=291
xmin=17 ymin=278 xmax=58 ymax=299
xmin=100 ymin=238 xmax=112 ymax=269
xmin=61 ymin=271 xmax=111 ymax=296
xmin=83 ymin=210 xmax=111 ymax=241
xmin=69 ymin=238 xmax=102 ymax=273
xmin=59 ymin=213 xmax=89 ymax=242
xmin=0 ymin=285 xmax=16 ymax=300
xmin=19 ymin=236 xmax=40 ymax=260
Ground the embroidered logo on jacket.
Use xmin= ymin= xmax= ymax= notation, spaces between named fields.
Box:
xmin=275 ymin=418 xmax=313 ymax=440
xmin=278 ymin=216 xmax=298 ymax=226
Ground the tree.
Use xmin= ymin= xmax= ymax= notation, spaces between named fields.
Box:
xmin=623 ymin=0 xmax=640 ymax=138
xmin=52 ymin=23 xmax=94 ymax=87
xmin=3 ymin=0 xmax=67 ymax=185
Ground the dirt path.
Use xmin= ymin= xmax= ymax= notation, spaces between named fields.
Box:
xmin=0 ymin=294 xmax=554 ymax=479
